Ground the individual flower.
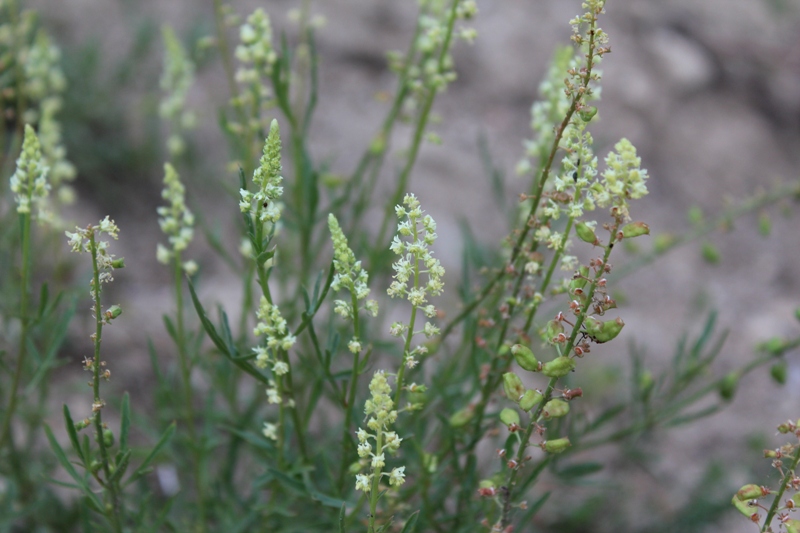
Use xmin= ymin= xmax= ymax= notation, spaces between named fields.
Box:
xmin=262 ymin=422 xmax=278 ymax=441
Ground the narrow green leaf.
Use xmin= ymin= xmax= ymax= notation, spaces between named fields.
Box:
xmin=163 ymin=314 xmax=178 ymax=344
xmin=399 ymin=511 xmax=420 ymax=533
xmin=556 ymin=462 xmax=604 ymax=479
xmin=126 ymin=422 xmax=176 ymax=486
xmin=120 ymin=392 xmax=130 ymax=452
xmin=338 ymin=503 xmax=346 ymax=533
xmin=186 ymin=277 xmax=230 ymax=357
xmin=62 ymin=405 xmax=85 ymax=463
xmin=44 ymin=423 xmax=99 ymax=508
xmin=37 ymin=282 xmax=49 ymax=320
xmin=109 ymin=449 xmax=131 ymax=485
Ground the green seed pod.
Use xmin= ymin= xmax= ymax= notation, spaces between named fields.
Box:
xmin=542 ymin=399 xmax=570 ymax=419
xmin=449 ymin=405 xmax=475 ymax=428
xmin=499 ymin=408 xmax=520 ymax=426
xmin=578 ymin=106 xmax=597 ymax=122
xmin=111 ymin=258 xmax=126 ymax=269
xmin=103 ymin=428 xmax=114 ymax=447
xmin=735 ymin=484 xmax=764 ymax=501
xmin=701 ymin=242 xmax=720 ymax=264
xmin=785 ymin=519 xmax=800 ymax=533
xmin=511 ymin=344 xmax=540 ymax=372
xmin=718 ymin=371 xmax=739 ymax=401
xmin=540 ymin=356 xmax=576 ymax=378
xmin=105 ymin=305 xmax=122 ymax=320
xmin=620 ymin=221 xmax=650 ymax=239
xmin=575 ymin=222 xmax=598 ymax=245
xmin=503 ymin=373 xmax=525 ymax=402
xmin=584 ymin=317 xmax=624 ymax=343
xmin=731 ymin=495 xmax=757 ymax=518
xmin=542 ymin=437 xmax=571 ymax=454
xmin=519 ymin=389 xmax=543 ymax=412
xmin=770 ymin=361 xmax=787 ymax=385
xmin=545 ymin=319 xmax=565 ymax=342
xmin=761 ymin=337 xmax=786 ymax=356
xmin=583 ymin=316 xmax=603 ymax=338
xmin=90 ymin=460 xmax=102 ymax=473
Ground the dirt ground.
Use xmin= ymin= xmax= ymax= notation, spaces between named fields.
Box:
xmin=32 ymin=0 xmax=800 ymax=531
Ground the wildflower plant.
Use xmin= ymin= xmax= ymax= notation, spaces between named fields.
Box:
xmin=3 ymin=1 xmax=800 ymax=532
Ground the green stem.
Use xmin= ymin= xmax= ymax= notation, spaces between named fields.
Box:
xmin=762 ymin=438 xmax=800 ymax=531
xmin=367 ymin=428 xmax=385 ymax=533
xmin=173 ymin=253 xmax=207 ymax=532
xmin=372 ymin=0 xmax=461 ymax=258
xmin=0 ymin=209 xmax=31 ymax=451
xmin=338 ymin=290 xmax=363 ymax=491
xmin=88 ymin=232 xmax=123 ymax=533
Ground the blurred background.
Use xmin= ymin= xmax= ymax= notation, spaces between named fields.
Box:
xmin=24 ymin=0 xmax=800 ymax=531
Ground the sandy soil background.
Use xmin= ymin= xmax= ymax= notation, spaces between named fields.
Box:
xmin=28 ymin=0 xmax=800 ymax=531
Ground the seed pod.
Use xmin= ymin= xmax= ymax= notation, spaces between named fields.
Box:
xmin=701 ymin=242 xmax=720 ymax=264
xmin=584 ymin=316 xmax=624 ymax=343
xmin=499 ymin=408 xmax=520 ymax=426
xmin=770 ymin=361 xmax=787 ymax=385
xmin=103 ymin=428 xmax=114 ymax=447
xmin=540 ymin=356 xmax=576 ymax=378
xmin=449 ymin=405 xmax=475 ymax=428
xmin=541 ymin=437 xmax=571 ymax=454
xmin=511 ymin=344 xmax=540 ymax=372
xmin=735 ymin=484 xmax=765 ymax=501
xmin=105 ymin=305 xmax=122 ymax=320
xmin=503 ymin=372 xmax=525 ymax=402
xmin=620 ymin=221 xmax=650 ymax=239
xmin=718 ymin=371 xmax=739 ymax=401
xmin=519 ymin=389 xmax=543 ymax=412
xmin=542 ymin=399 xmax=569 ymax=419
xmin=575 ymin=222 xmax=598 ymax=245
xmin=731 ymin=495 xmax=757 ymax=518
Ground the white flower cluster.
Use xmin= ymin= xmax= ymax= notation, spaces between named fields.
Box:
xmin=160 ymin=26 xmax=196 ymax=157
xmin=10 ymin=125 xmax=49 ymax=219
xmin=156 ymin=163 xmax=196 ymax=274
xmin=253 ymin=296 xmax=296 ymax=357
xmin=328 ymin=214 xmax=378 ymax=353
xmin=65 ymin=217 xmax=123 ymax=302
xmin=354 ymin=371 xmax=405 ymax=493
xmin=239 ymin=119 xmax=284 ymax=224
xmin=235 ymin=8 xmax=277 ymax=85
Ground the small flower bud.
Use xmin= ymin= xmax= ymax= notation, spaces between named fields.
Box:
xmin=718 ymin=371 xmax=739 ymax=401
xmin=540 ymin=356 xmax=576 ymax=378
xmin=575 ymin=222 xmax=598 ymax=245
xmin=542 ymin=399 xmax=570 ymax=419
xmin=503 ymin=373 xmax=525 ymax=402
xmin=102 ymin=428 xmax=114 ymax=447
xmin=519 ymin=389 xmax=543 ymax=412
xmin=620 ymin=221 xmax=650 ymax=239
xmin=500 ymin=408 xmax=520 ymax=427
xmin=511 ymin=344 xmax=540 ymax=372
xmin=541 ymin=437 xmax=571 ymax=454
xmin=770 ymin=361 xmax=787 ymax=385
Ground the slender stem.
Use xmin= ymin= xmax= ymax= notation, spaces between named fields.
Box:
xmin=762 ymin=439 xmax=800 ymax=531
xmin=0 ymin=209 xmax=31 ymax=451
xmin=339 ymin=289 xmax=363 ymax=491
xmin=87 ymin=232 xmax=123 ymax=533
xmin=372 ymin=0 xmax=461 ymax=258
xmin=172 ymin=253 xmax=207 ymax=532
